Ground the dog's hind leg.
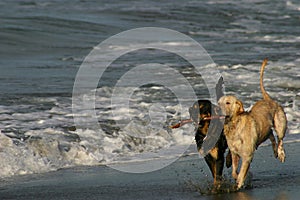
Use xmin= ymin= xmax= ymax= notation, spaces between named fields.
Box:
xmin=225 ymin=150 xmax=232 ymax=168
xmin=268 ymin=131 xmax=278 ymax=158
xmin=215 ymin=153 xmax=225 ymax=182
xmin=274 ymin=107 xmax=287 ymax=163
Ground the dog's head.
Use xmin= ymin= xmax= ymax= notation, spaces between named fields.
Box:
xmin=189 ymin=100 xmax=217 ymax=125
xmin=218 ymin=95 xmax=244 ymax=117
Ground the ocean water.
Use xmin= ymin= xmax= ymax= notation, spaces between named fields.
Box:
xmin=0 ymin=0 xmax=299 ymax=177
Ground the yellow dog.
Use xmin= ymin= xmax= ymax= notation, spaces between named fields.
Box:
xmin=218 ymin=59 xmax=287 ymax=189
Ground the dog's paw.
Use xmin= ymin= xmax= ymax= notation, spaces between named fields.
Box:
xmin=278 ymin=148 xmax=285 ymax=163
xmin=235 ymin=182 xmax=243 ymax=191
xmin=236 ymin=178 xmax=245 ymax=190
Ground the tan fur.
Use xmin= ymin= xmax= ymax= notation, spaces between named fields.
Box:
xmin=209 ymin=147 xmax=219 ymax=160
xmin=218 ymin=59 xmax=287 ymax=189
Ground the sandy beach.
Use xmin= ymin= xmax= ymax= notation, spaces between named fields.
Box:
xmin=0 ymin=142 xmax=299 ymax=200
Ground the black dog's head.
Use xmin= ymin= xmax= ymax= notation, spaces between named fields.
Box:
xmin=189 ymin=76 xmax=224 ymax=125
xmin=189 ymin=100 xmax=221 ymax=125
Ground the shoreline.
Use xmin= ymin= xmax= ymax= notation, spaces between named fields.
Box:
xmin=0 ymin=142 xmax=299 ymax=200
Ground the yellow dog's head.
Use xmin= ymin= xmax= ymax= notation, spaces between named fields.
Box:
xmin=218 ymin=95 xmax=244 ymax=118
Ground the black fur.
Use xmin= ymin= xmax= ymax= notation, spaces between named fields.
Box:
xmin=189 ymin=77 xmax=231 ymax=184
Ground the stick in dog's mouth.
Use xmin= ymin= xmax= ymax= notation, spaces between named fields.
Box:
xmin=203 ymin=116 xmax=226 ymax=120
xmin=169 ymin=118 xmax=193 ymax=129
xmin=169 ymin=116 xmax=225 ymax=129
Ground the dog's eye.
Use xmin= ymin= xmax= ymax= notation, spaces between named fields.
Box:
xmin=226 ymin=102 xmax=230 ymax=105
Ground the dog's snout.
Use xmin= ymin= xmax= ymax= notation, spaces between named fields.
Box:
xmin=218 ymin=105 xmax=226 ymax=115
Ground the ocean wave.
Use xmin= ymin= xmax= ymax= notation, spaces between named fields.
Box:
xmin=0 ymin=60 xmax=299 ymax=178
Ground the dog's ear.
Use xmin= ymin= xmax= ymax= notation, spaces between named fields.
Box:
xmin=216 ymin=76 xmax=224 ymax=101
xmin=236 ymin=100 xmax=244 ymax=114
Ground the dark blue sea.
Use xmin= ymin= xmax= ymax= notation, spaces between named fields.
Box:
xmin=0 ymin=0 xmax=299 ymax=177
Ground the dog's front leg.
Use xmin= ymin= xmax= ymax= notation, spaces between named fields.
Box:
xmin=231 ymin=153 xmax=239 ymax=180
xmin=236 ymin=157 xmax=252 ymax=189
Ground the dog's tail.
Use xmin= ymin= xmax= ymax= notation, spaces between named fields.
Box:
xmin=260 ymin=58 xmax=271 ymax=100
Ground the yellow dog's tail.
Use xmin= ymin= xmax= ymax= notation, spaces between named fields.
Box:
xmin=260 ymin=58 xmax=271 ymax=100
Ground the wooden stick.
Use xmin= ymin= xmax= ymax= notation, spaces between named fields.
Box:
xmin=169 ymin=118 xmax=193 ymax=129
xmin=202 ymin=115 xmax=225 ymax=120
xmin=169 ymin=116 xmax=225 ymax=129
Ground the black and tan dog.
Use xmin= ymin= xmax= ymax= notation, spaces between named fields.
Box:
xmin=189 ymin=99 xmax=230 ymax=185
xmin=188 ymin=78 xmax=231 ymax=185
xmin=170 ymin=77 xmax=231 ymax=185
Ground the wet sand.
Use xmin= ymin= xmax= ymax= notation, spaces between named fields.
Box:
xmin=0 ymin=142 xmax=299 ymax=200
